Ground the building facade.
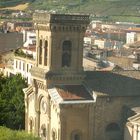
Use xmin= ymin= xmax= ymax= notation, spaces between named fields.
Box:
xmin=24 ymin=12 xmax=94 ymax=140
xmin=24 ymin=12 xmax=140 ymax=140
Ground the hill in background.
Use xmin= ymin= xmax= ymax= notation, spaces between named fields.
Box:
xmin=0 ymin=0 xmax=140 ymax=23
xmin=30 ymin=0 xmax=140 ymax=22
xmin=0 ymin=0 xmax=33 ymax=8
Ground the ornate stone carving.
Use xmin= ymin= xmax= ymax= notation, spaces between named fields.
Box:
xmin=34 ymin=25 xmax=50 ymax=31
xmin=33 ymin=13 xmax=90 ymax=24
xmin=30 ymin=67 xmax=46 ymax=79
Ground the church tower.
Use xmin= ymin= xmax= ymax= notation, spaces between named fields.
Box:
xmin=31 ymin=12 xmax=89 ymax=85
xmin=24 ymin=12 xmax=94 ymax=140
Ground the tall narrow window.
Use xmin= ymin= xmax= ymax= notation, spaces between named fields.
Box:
xmin=30 ymin=120 xmax=32 ymax=132
xmin=39 ymin=40 xmax=42 ymax=64
xmin=16 ymin=60 xmax=18 ymax=68
xmin=23 ymin=62 xmax=25 ymax=71
xmin=29 ymin=118 xmax=33 ymax=133
xmin=41 ymin=124 xmax=47 ymax=138
xmin=62 ymin=41 xmax=72 ymax=67
xmin=52 ymin=129 xmax=57 ymax=140
xmin=52 ymin=131 xmax=56 ymax=140
xmin=74 ymin=134 xmax=80 ymax=140
xmin=19 ymin=61 xmax=21 ymax=70
xmin=27 ymin=64 xmax=28 ymax=72
xmin=43 ymin=128 xmax=46 ymax=137
xmin=44 ymin=40 xmax=48 ymax=66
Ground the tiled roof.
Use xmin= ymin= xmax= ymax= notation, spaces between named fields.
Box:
xmin=55 ymin=85 xmax=93 ymax=100
xmin=85 ymin=71 xmax=140 ymax=97
xmin=0 ymin=63 xmax=6 ymax=68
xmin=0 ymin=33 xmax=23 ymax=53
xmin=125 ymin=98 xmax=140 ymax=114
xmin=125 ymin=28 xmax=140 ymax=32
xmin=113 ymin=70 xmax=140 ymax=80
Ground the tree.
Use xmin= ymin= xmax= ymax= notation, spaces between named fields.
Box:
xmin=0 ymin=74 xmax=27 ymax=130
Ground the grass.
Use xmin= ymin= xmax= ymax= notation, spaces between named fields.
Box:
xmin=110 ymin=15 xmax=140 ymax=23
xmin=0 ymin=126 xmax=40 ymax=140
xmin=29 ymin=0 xmax=140 ymax=23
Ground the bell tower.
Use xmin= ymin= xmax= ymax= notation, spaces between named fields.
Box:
xmin=31 ymin=12 xmax=90 ymax=85
xmin=24 ymin=13 xmax=93 ymax=140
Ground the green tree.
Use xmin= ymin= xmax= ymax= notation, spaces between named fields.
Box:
xmin=0 ymin=74 xmax=27 ymax=130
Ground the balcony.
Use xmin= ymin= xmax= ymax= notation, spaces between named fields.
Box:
xmin=14 ymin=48 xmax=34 ymax=60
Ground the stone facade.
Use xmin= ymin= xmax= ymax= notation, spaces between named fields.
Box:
xmin=93 ymin=96 xmax=138 ymax=140
xmin=24 ymin=12 xmax=94 ymax=140
xmin=24 ymin=12 xmax=140 ymax=140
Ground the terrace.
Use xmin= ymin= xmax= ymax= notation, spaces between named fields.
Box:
xmin=14 ymin=48 xmax=34 ymax=60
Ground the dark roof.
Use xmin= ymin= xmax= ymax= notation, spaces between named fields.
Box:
xmin=55 ymin=85 xmax=93 ymax=101
xmin=126 ymin=98 xmax=140 ymax=114
xmin=0 ymin=33 xmax=23 ymax=53
xmin=85 ymin=71 xmax=140 ymax=97
xmin=107 ymin=56 xmax=135 ymax=70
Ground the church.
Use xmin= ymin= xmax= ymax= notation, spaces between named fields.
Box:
xmin=24 ymin=12 xmax=140 ymax=140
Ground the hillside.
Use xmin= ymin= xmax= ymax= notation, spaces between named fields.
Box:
xmin=1 ymin=3 xmax=29 ymax=10
xmin=0 ymin=0 xmax=32 ymax=8
xmin=0 ymin=0 xmax=140 ymax=23
xmin=30 ymin=0 xmax=140 ymax=23
xmin=30 ymin=0 xmax=140 ymax=15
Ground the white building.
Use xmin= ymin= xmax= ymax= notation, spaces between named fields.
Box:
xmin=94 ymin=39 xmax=113 ymax=49
xmin=84 ymin=37 xmax=92 ymax=45
xmin=126 ymin=32 xmax=137 ymax=44
xmin=14 ymin=56 xmax=35 ymax=84
xmin=22 ymin=30 xmax=36 ymax=47
xmin=94 ymin=39 xmax=123 ymax=49
xmin=4 ymin=46 xmax=36 ymax=84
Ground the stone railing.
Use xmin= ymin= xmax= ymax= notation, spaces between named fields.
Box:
xmin=33 ymin=12 xmax=90 ymax=24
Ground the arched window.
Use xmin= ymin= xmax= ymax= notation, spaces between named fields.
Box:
xmin=105 ymin=123 xmax=121 ymax=140
xmin=40 ymin=97 xmax=47 ymax=114
xmin=62 ymin=40 xmax=72 ymax=67
xmin=71 ymin=130 xmax=82 ymax=140
xmin=52 ymin=129 xmax=57 ymax=140
xmin=29 ymin=117 xmax=34 ymax=133
xmin=52 ymin=131 xmax=55 ymax=140
xmin=74 ymin=134 xmax=80 ymax=140
xmin=39 ymin=39 xmax=42 ymax=64
xmin=41 ymin=124 xmax=47 ymax=138
xmin=44 ymin=40 xmax=48 ymax=66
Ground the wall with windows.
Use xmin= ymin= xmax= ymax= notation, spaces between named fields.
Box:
xmin=36 ymin=25 xmax=85 ymax=74
xmin=61 ymin=105 xmax=92 ymax=140
xmin=14 ymin=57 xmax=35 ymax=84
xmin=27 ymin=93 xmax=36 ymax=134
xmin=50 ymin=102 xmax=60 ymax=140
xmin=93 ymin=96 xmax=140 ymax=140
